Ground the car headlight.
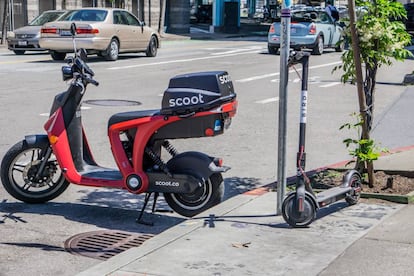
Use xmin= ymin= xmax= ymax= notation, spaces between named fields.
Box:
xmin=7 ymin=31 xmax=15 ymax=38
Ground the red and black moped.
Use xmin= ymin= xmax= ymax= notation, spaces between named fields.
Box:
xmin=0 ymin=23 xmax=238 ymax=222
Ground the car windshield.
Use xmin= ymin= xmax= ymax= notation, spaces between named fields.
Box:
xmin=291 ymin=11 xmax=331 ymax=23
xmin=29 ymin=11 xmax=65 ymax=26
xmin=59 ymin=10 xmax=108 ymax=22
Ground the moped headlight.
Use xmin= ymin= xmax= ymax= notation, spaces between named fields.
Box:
xmin=62 ymin=66 xmax=73 ymax=81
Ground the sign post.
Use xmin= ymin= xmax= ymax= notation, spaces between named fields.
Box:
xmin=276 ymin=0 xmax=291 ymax=215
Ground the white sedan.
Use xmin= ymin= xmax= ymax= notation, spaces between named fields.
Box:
xmin=40 ymin=8 xmax=160 ymax=61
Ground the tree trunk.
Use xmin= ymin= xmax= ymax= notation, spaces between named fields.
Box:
xmin=347 ymin=0 xmax=375 ymax=187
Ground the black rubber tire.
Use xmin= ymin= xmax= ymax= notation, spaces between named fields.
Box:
xmin=282 ymin=193 xmax=316 ymax=228
xmin=13 ymin=50 xmax=25 ymax=55
xmin=145 ymin=35 xmax=158 ymax=57
xmin=104 ymin=38 xmax=119 ymax=61
xmin=312 ymin=35 xmax=324 ymax=55
xmin=268 ymin=45 xmax=279 ymax=55
xmin=50 ymin=51 xmax=66 ymax=61
xmin=345 ymin=172 xmax=362 ymax=205
xmin=164 ymin=172 xmax=224 ymax=217
xmin=335 ymin=39 xmax=345 ymax=52
xmin=0 ymin=140 xmax=70 ymax=203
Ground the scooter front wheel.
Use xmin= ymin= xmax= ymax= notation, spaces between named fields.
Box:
xmin=282 ymin=192 xmax=316 ymax=228
xmin=164 ymin=173 xmax=224 ymax=217
xmin=1 ymin=140 xmax=70 ymax=203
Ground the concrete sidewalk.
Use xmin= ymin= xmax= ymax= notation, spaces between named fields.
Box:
xmin=77 ymin=148 xmax=414 ymax=276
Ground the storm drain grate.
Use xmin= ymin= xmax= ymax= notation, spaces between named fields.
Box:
xmin=64 ymin=230 xmax=154 ymax=260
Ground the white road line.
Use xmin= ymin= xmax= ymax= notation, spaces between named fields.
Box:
xmin=255 ymin=97 xmax=279 ymax=104
xmin=39 ymin=106 xmax=91 ymax=116
xmin=107 ymin=49 xmax=264 ymax=70
xmin=211 ymin=46 xmax=263 ymax=56
xmin=319 ymin=82 xmax=341 ymax=88
xmin=236 ymin=61 xmax=342 ymax=83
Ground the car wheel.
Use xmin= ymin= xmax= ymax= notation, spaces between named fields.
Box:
xmin=145 ymin=35 xmax=158 ymax=57
xmin=335 ymin=39 xmax=345 ymax=52
xmin=50 ymin=51 xmax=66 ymax=61
xmin=104 ymin=38 xmax=119 ymax=61
xmin=268 ymin=45 xmax=279 ymax=55
xmin=312 ymin=35 xmax=324 ymax=55
xmin=13 ymin=50 xmax=25 ymax=55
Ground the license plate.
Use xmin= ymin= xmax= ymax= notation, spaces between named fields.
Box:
xmin=60 ymin=30 xmax=71 ymax=36
xmin=18 ymin=40 xmax=27 ymax=46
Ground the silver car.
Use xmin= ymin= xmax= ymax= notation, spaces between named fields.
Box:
xmin=7 ymin=10 xmax=68 ymax=55
xmin=267 ymin=10 xmax=343 ymax=55
xmin=39 ymin=8 xmax=160 ymax=61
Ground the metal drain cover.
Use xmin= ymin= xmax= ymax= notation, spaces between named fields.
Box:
xmin=83 ymin=99 xmax=141 ymax=106
xmin=64 ymin=230 xmax=154 ymax=260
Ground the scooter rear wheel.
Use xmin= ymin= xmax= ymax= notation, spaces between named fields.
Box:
xmin=282 ymin=192 xmax=316 ymax=228
xmin=0 ymin=140 xmax=69 ymax=203
xmin=164 ymin=173 xmax=224 ymax=217
xmin=345 ymin=171 xmax=362 ymax=205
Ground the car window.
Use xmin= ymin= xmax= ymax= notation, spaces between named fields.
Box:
xmin=113 ymin=11 xmax=128 ymax=25
xmin=318 ymin=12 xmax=333 ymax=24
xmin=29 ymin=11 xmax=65 ymax=26
xmin=60 ymin=10 xmax=108 ymax=22
xmin=291 ymin=11 xmax=318 ymax=22
xmin=122 ymin=11 xmax=141 ymax=26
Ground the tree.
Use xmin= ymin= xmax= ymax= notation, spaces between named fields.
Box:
xmin=336 ymin=0 xmax=412 ymax=187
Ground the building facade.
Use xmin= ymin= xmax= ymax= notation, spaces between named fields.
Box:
xmin=0 ymin=0 xmax=179 ymax=36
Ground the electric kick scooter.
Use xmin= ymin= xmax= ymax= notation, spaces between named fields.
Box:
xmin=281 ymin=51 xmax=362 ymax=228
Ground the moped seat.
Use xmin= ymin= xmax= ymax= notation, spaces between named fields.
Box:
xmin=108 ymin=109 xmax=160 ymax=128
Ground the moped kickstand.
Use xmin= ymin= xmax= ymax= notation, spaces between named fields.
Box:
xmin=136 ymin=192 xmax=173 ymax=226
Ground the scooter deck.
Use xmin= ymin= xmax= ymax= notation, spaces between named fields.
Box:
xmin=316 ymin=186 xmax=352 ymax=207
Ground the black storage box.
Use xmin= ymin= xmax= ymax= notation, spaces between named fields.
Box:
xmin=161 ymin=71 xmax=236 ymax=115
xmin=151 ymin=113 xmax=225 ymax=140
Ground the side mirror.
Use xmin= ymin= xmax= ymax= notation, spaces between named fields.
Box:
xmin=79 ymin=48 xmax=88 ymax=62
xmin=70 ymin=23 xmax=77 ymax=37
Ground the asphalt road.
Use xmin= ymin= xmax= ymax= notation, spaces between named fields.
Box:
xmin=0 ymin=38 xmax=412 ymax=276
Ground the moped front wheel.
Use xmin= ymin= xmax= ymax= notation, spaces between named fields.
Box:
xmin=164 ymin=173 xmax=224 ymax=218
xmin=1 ymin=140 xmax=69 ymax=203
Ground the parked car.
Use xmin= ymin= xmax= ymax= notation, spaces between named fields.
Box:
xmin=39 ymin=8 xmax=160 ymax=61
xmin=404 ymin=3 xmax=414 ymax=35
xmin=267 ymin=10 xmax=343 ymax=55
xmin=7 ymin=10 xmax=68 ymax=55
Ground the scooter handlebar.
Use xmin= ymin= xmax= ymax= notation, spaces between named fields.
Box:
xmin=288 ymin=51 xmax=310 ymax=66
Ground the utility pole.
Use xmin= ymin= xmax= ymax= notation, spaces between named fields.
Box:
xmin=1 ymin=0 xmax=9 ymax=44
xmin=276 ymin=0 xmax=291 ymax=215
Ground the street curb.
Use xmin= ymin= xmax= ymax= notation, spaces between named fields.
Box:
xmin=361 ymin=192 xmax=414 ymax=204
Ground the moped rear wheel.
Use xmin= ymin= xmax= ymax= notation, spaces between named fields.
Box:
xmin=1 ymin=140 xmax=69 ymax=203
xmin=164 ymin=173 xmax=224 ymax=217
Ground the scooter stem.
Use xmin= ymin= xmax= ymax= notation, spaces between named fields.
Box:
xmin=290 ymin=52 xmax=313 ymax=210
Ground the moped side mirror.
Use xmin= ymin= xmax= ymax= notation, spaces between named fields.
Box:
xmin=78 ymin=48 xmax=88 ymax=62
xmin=70 ymin=23 xmax=77 ymax=37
